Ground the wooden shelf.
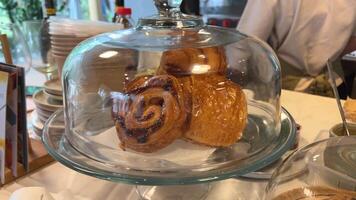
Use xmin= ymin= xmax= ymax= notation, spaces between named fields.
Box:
xmin=4 ymin=138 xmax=53 ymax=185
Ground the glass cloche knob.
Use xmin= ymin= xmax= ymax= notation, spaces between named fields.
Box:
xmin=154 ymin=0 xmax=183 ymax=16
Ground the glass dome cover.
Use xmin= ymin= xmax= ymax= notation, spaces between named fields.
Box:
xmin=62 ymin=0 xmax=284 ymax=177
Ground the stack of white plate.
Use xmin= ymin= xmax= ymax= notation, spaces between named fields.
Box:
xmin=31 ymin=79 xmax=63 ymax=136
xmin=49 ymin=17 xmax=122 ymax=77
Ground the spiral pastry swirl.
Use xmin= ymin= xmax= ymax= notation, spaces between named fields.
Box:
xmin=112 ymin=75 xmax=188 ymax=153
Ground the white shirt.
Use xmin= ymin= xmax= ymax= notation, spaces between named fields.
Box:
xmin=237 ymin=0 xmax=356 ymax=76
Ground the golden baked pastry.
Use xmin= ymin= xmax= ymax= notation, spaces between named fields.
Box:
xmin=182 ymin=75 xmax=247 ymax=147
xmin=113 ymin=46 xmax=247 ymax=152
xmin=272 ymin=186 xmax=356 ymax=200
xmin=158 ymin=46 xmax=247 ymax=147
xmin=344 ymin=98 xmax=356 ymax=123
xmin=112 ymin=75 xmax=188 ymax=153
xmin=158 ymin=47 xmax=227 ymax=76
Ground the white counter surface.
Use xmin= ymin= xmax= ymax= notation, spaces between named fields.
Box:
xmin=0 ymin=90 xmax=343 ymax=200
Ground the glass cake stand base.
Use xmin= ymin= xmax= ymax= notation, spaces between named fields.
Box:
xmin=136 ymin=184 xmax=211 ymax=200
xmin=42 ymin=108 xmax=296 ymax=199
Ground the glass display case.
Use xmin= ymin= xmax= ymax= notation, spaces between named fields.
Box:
xmin=63 ymin=0 xmax=281 ymax=169
xmin=43 ymin=0 xmax=295 ymax=196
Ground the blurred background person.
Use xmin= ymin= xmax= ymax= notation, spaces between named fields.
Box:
xmin=237 ymin=0 xmax=356 ymax=98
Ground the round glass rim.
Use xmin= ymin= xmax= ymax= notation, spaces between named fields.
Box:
xmin=265 ymin=135 xmax=356 ymax=197
xmin=42 ymin=107 xmax=296 ymax=185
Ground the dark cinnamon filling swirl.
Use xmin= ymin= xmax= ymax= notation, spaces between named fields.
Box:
xmin=116 ymin=113 xmax=165 ymax=144
xmin=112 ymin=75 xmax=188 ymax=152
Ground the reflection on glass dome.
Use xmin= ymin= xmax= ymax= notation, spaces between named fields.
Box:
xmin=266 ymin=136 xmax=356 ymax=199
xmin=61 ymin=0 xmax=282 ymax=175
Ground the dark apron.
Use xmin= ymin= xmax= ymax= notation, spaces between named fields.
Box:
xmin=280 ymin=58 xmax=344 ymax=98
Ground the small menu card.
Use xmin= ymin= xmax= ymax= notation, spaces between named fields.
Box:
xmin=0 ymin=71 xmax=8 ymax=183
xmin=0 ymin=62 xmax=28 ymax=184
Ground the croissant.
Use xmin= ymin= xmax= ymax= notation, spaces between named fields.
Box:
xmin=181 ymin=75 xmax=247 ymax=147
xmin=158 ymin=47 xmax=227 ymax=76
xmin=112 ymin=75 xmax=188 ymax=153
xmin=159 ymin=47 xmax=247 ymax=147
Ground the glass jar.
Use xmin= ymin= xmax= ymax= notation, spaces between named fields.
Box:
xmin=0 ymin=22 xmax=31 ymax=72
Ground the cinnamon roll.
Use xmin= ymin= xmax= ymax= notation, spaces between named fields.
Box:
xmin=112 ymin=75 xmax=188 ymax=153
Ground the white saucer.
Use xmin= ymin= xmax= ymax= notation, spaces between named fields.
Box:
xmin=44 ymin=79 xmax=62 ymax=96
xmin=33 ymin=90 xmax=63 ymax=112
xmin=36 ymin=107 xmax=53 ymax=119
xmin=43 ymin=89 xmax=63 ymax=101
xmin=31 ymin=111 xmax=44 ymax=131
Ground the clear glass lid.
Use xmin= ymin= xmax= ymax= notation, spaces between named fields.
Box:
xmin=266 ymin=136 xmax=356 ymax=199
xmin=61 ymin=0 xmax=284 ymax=175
